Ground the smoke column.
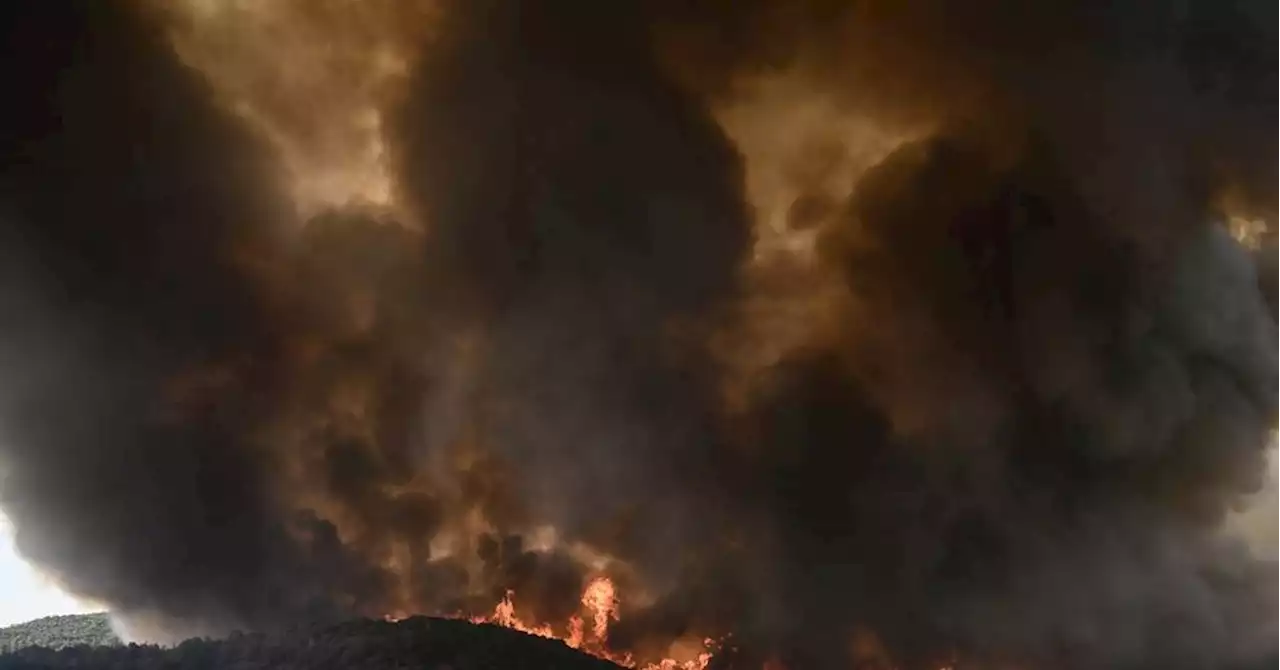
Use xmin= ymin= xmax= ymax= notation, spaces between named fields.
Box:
xmin=0 ymin=1 xmax=1274 ymax=668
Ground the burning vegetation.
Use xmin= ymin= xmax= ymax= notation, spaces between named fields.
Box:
xmin=0 ymin=1 xmax=1274 ymax=669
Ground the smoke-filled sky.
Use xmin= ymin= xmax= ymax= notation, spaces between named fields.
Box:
xmin=0 ymin=1 xmax=1275 ymax=668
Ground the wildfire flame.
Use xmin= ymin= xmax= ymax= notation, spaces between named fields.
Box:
xmin=389 ymin=584 xmax=971 ymax=670
xmin=460 ymin=576 xmax=715 ymax=670
xmin=582 ymin=575 xmax=620 ymax=642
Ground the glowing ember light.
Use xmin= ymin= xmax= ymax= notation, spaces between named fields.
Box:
xmin=566 ymin=615 xmax=585 ymax=649
xmin=1228 ymin=216 xmax=1269 ymax=249
xmin=470 ymin=590 xmax=556 ymax=639
xmin=582 ymin=576 xmax=620 ymax=642
xmin=761 ymin=656 xmax=788 ymax=670
xmin=462 ymin=578 xmax=717 ymax=670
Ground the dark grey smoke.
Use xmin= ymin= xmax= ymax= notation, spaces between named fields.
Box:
xmin=732 ymin=137 xmax=1278 ymax=669
xmin=395 ymin=0 xmax=751 ymax=581
xmin=0 ymin=1 xmax=1274 ymax=668
xmin=681 ymin=3 xmax=1277 ymax=666
xmin=0 ymin=1 xmax=383 ymax=638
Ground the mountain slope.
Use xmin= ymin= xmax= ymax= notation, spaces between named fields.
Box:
xmin=0 ymin=616 xmax=622 ymax=670
xmin=0 ymin=613 xmax=118 ymax=652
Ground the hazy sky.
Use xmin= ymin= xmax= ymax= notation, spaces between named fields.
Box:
xmin=0 ymin=513 xmax=97 ymax=627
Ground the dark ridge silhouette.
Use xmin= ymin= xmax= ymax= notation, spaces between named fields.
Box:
xmin=0 ymin=617 xmax=622 ymax=670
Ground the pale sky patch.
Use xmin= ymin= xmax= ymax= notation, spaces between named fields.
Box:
xmin=0 ymin=513 xmax=99 ymax=627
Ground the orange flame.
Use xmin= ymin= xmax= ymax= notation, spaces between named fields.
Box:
xmin=466 ymin=576 xmax=716 ymax=670
xmin=582 ymin=576 xmax=620 ymax=641
xmin=566 ymin=615 xmax=585 ymax=650
xmin=398 ymin=580 xmax=973 ymax=670
xmin=469 ymin=589 xmax=556 ymax=639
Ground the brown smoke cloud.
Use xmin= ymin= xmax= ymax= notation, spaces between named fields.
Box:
xmin=0 ymin=1 xmax=1274 ymax=668
xmin=141 ymin=0 xmax=437 ymax=217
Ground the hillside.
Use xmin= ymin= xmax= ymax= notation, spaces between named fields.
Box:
xmin=0 ymin=616 xmax=623 ymax=670
xmin=0 ymin=614 xmax=118 ymax=652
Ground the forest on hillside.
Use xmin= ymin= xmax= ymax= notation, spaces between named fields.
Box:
xmin=0 ymin=614 xmax=118 ymax=653
xmin=0 ymin=617 xmax=622 ymax=670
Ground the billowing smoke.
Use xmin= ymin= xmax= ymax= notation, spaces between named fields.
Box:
xmin=0 ymin=0 xmax=383 ymax=636
xmin=0 ymin=1 xmax=1274 ymax=668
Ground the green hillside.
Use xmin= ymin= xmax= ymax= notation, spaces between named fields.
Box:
xmin=0 ymin=613 xmax=118 ymax=652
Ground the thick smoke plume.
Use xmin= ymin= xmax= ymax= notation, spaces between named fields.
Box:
xmin=0 ymin=1 xmax=1274 ymax=668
